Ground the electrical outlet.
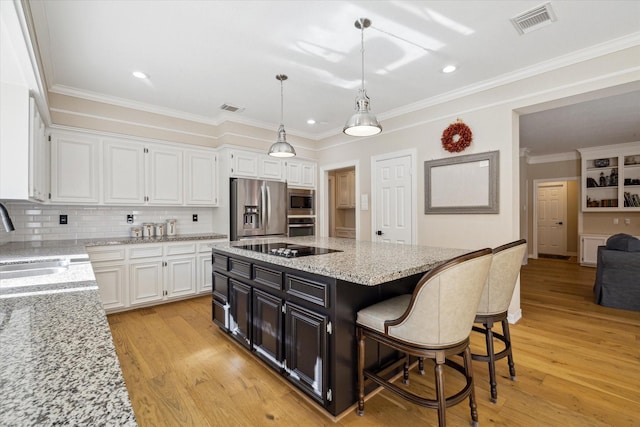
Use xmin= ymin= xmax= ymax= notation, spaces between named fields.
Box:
xmin=192 ymin=214 xmax=198 ymax=222
xmin=625 ymin=218 xmax=631 ymax=225
xmin=59 ymin=214 xmax=68 ymax=225
xmin=127 ymin=214 xmax=134 ymax=224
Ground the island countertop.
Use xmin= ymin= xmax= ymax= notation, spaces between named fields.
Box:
xmin=212 ymin=236 xmax=470 ymax=286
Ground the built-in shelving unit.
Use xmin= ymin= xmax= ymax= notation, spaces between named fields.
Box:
xmin=579 ymin=143 xmax=640 ymax=212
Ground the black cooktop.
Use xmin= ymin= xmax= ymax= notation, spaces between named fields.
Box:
xmin=237 ymin=242 xmax=341 ymax=258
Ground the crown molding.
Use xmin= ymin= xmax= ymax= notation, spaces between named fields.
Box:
xmin=527 ymin=151 xmax=580 ymax=164
xmin=379 ymin=32 xmax=640 ymax=122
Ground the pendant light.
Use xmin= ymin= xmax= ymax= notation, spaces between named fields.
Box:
xmin=343 ymin=18 xmax=382 ymax=137
xmin=268 ymin=74 xmax=296 ymax=157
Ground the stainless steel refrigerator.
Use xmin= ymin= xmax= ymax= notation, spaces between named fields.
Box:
xmin=230 ymin=178 xmax=287 ymax=241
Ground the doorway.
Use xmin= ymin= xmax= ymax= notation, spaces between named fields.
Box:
xmin=533 ymin=178 xmax=579 ymax=258
xmin=319 ymin=161 xmax=359 ymax=239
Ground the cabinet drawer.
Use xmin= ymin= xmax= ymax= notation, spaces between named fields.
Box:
xmin=129 ymin=245 xmax=163 ymax=259
xmin=286 ymin=275 xmax=329 ymax=308
xmin=212 ymin=299 xmax=229 ymax=329
xmin=87 ymin=247 xmax=125 ymax=262
xmin=213 ymin=254 xmax=228 ymax=271
xmin=229 ymin=258 xmax=251 ymax=279
xmin=253 ymin=265 xmax=283 ymax=291
xmin=165 ymin=242 xmax=196 ymax=256
xmin=213 ymin=272 xmax=228 ymax=302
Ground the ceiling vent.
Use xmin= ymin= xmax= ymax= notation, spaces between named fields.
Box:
xmin=220 ymin=103 xmax=244 ymax=113
xmin=511 ymin=2 xmax=557 ymax=35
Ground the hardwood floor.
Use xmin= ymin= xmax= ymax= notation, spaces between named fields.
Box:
xmin=108 ymin=258 xmax=640 ymax=426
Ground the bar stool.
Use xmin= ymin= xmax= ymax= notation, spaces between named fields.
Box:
xmin=356 ymin=248 xmax=493 ymax=427
xmin=472 ymin=239 xmax=527 ymax=403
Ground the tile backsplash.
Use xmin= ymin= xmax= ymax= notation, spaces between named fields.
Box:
xmin=0 ymin=202 xmax=218 ymax=243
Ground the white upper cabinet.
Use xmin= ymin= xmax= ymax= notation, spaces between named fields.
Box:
xmin=29 ymin=97 xmax=49 ymax=202
xmin=229 ymin=149 xmax=259 ymax=178
xmin=228 ymin=148 xmax=289 ymax=181
xmin=146 ymin=145 xmax=183 ymax=205
xmin=286 ymin=159 xmax=316 ymax=188
xmin=103 ymin=139 xmax=145 ymax=204
xmin=50 ymin=131 xmax=100 ymax=204
xmin=185 ymin=150 xmax=218 ymax=206
xmin=0 ymin=89 xmax=49 ymax=201
xmin=50 ymin=128 xmax=218 ymax=206
xmin=259 ymin=156 xmax=284 ymax=181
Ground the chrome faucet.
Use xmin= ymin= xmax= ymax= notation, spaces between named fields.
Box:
xmin=0 ymin=203 xmax=15 ymax=232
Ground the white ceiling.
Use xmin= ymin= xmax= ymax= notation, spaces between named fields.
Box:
xmin=27 ymin=0 xmax=640 ymax=155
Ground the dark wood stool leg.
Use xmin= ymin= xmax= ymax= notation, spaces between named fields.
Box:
xmin=418 ymin=357 xmax=425 ymax=375
xmin=463 ymin=345 xmax=479 ymax=427
xmin=357 ymin=328 xmax=365 ymax=416
xmin=403 ymin=355 xmax=410 ymax=385
xmin=502 ymin=319 xmax=516 ymax=380
xmin=434 ymin=353 xmax=447 ymax=427
xmin=485 ymin=319 xmax=498 ymax=403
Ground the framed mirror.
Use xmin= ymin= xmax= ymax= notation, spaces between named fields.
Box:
xmin=424 ymin=150 xmax=499 ymax=214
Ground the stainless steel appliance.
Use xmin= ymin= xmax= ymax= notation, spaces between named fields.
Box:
xmin=236 ymin=242 xmax=341 ymax=258
xmin=230 ymin=178 xmax=288 ymax=241
xmin=287 ymin=188 xmax=314 ymax=215
xmin=288 ymin=217 xmax=315 ymax=237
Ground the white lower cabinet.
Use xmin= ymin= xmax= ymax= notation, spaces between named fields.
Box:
xmin=130 ymin=259 xmax=165 ymax=306
xmin=580 ymin=234 xmax=608 ymax=266
xmin=92 ymin=263 xmax=127 ymax=311
xmin=88 ymin=239 xmax=225 ymax=313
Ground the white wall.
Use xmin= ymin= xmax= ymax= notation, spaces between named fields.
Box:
xmin=316 ymin=45 xmax=640 ymax=251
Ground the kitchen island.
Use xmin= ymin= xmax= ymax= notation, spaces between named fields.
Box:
xmin=211 ymin=236 xmax=470 ymax=417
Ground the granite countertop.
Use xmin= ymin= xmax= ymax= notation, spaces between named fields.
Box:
xmin=212 ymin=236 xmax=471 ymax=286
xmin=0 ymin=233 xmax=228 ymax=263
xmin=0 ymin=232 xmax=228 ymax=425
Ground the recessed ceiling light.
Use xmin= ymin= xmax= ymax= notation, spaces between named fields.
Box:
xmin=442 ymin=65 xmax=456 ymax=73
xmin=132 ymin=71 xmax=149 ymax=79
xmin=307 ymin=119 xmax=316 ymax=125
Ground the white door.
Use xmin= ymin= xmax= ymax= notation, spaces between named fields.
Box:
xmin=373 ymin=154 xmax=413 ymax=244
xmin=537 ymin=182 xmax=567 ymax=255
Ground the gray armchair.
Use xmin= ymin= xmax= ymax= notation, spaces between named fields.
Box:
xmin=593 ymin=233 xmax=640 ymax=311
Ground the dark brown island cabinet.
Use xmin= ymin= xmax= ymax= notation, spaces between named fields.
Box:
xmin=211 ymin=249 xmax=421 ymax=416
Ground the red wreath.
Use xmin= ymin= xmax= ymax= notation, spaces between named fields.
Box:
xmin=441 ymin=121 xmax=473 ymax=153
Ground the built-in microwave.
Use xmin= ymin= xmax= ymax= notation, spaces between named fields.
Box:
xmin=287 ymin=189 xmax=314 ymax=216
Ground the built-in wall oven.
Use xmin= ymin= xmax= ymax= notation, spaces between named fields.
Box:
xmin=287 ymin=188 xmax=314 ymax=216
xmin=288 ymin=217 xmax=315 ymax=237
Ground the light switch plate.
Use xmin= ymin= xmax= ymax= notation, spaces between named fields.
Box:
xmin=361 ymin=194 xmax=369 ymax=211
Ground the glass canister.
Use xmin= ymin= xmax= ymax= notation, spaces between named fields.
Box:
xmin=166 ymin=219 xmax=177 ymax=236
xmin=155 ymin=222 xmax=165 ymax=237
xmin=142 ymin=222 xmax=155 ymax=238
xmin=130 ymin=226 xmax=142 ymax=238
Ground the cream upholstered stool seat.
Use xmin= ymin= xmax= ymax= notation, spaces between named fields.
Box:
xmin=472 ymin=239 xmax=527 ymax=403
xmin=356 ymin=248 xmax=493 ymax=427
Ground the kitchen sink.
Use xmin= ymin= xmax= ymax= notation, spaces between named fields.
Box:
xmin=0 ymin=259 xmax=70 ymax=280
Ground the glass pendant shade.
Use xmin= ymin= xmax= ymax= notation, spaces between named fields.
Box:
xmin=268 ymin=124 xmax=296 ymax=157
xmin=269 ymin=74 xmax=296 ymax=158
xmin=343 ymin=89 xmax=382 ymax=136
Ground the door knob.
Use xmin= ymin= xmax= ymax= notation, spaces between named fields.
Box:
xmin=376 ymin=230 xmax=383 ymax=236
xmin=556 ymin=221 xmax=563 ymax=225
